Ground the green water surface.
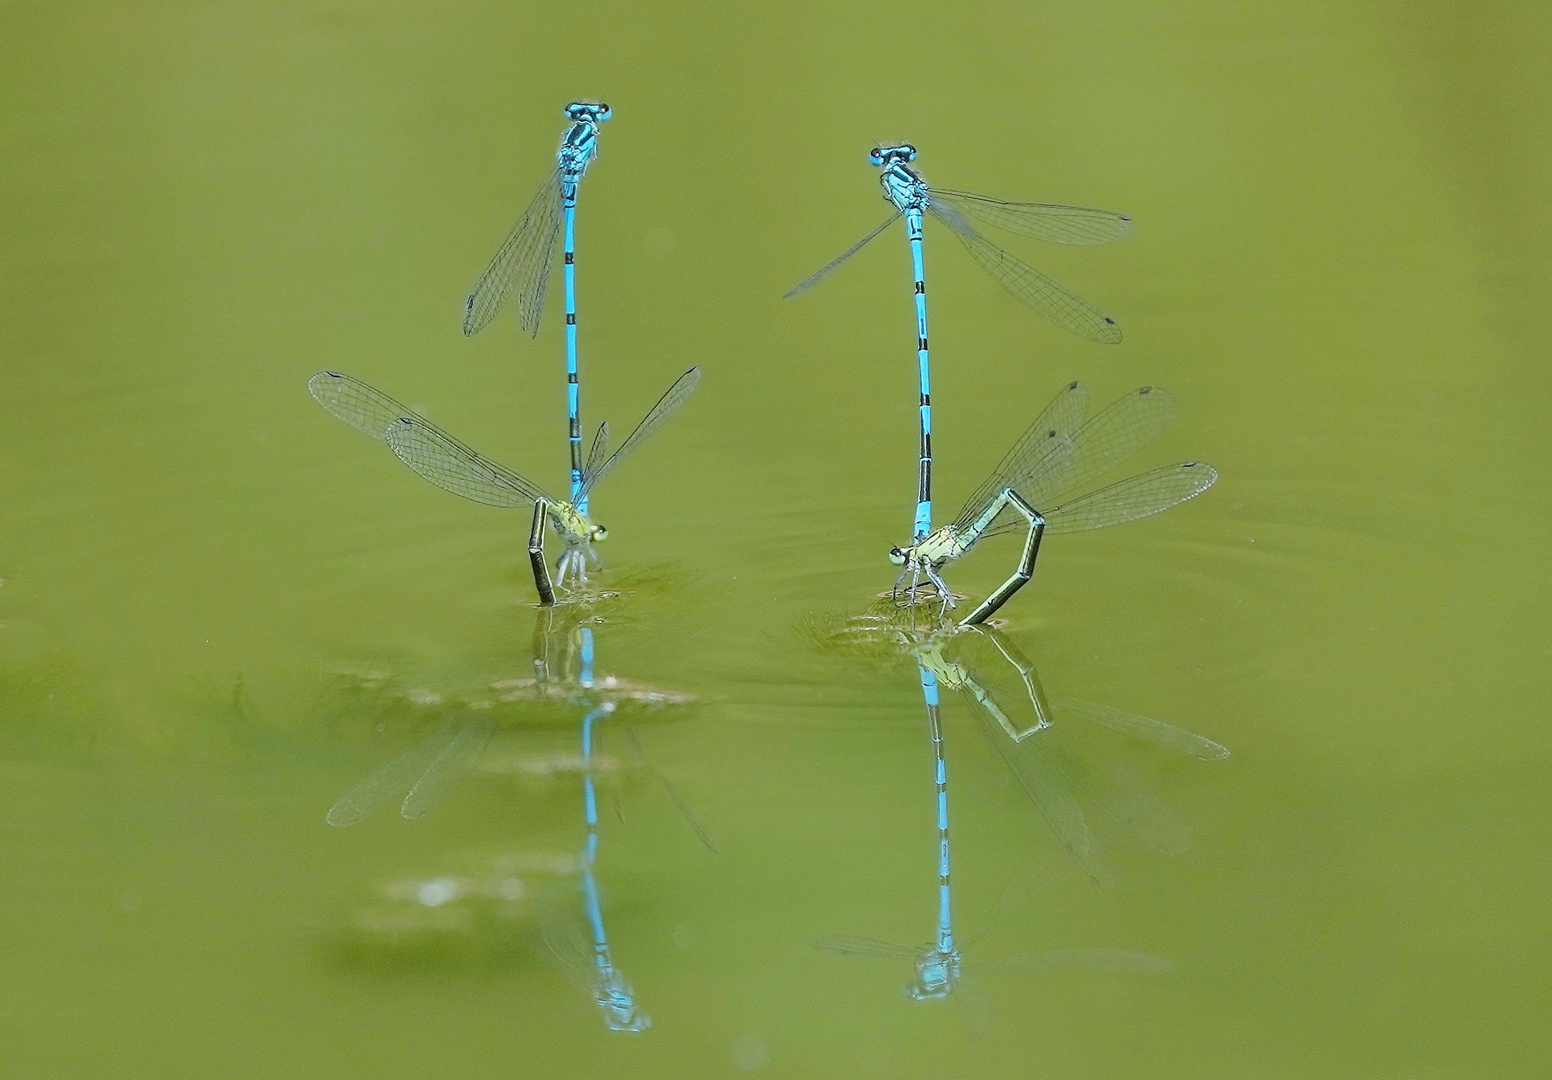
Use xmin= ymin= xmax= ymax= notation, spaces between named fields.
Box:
xmin=2 ymin=1 xmax=1550 ymax=1076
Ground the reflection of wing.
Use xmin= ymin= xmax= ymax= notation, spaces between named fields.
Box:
xmin=625 ymin=727 xmax=720 ymax=853
xmin=400 ymin=717 xmax=494 ymax=819
xmin=386 ymin=416 xmax=554 ymax=508
xmin=987 ymin=948 xmax=1172 ymax=974
xmin=463 ymin=167 xmax=564 ymax=337
xmin=308 ymin=371 xmax=412 ymax=442
xmin=1097 ymin=758 xmax=1193 ymax=856
xmin=326 ymin=721 xmax=456 ymax=827
xmin=1056 ymin=698 xmax=1230 ymax=760
xmin=928 ymin=201 xmax=1122 ymax=343
xmin=930 ymin=189 xmax=1135 ymax=245
xmin=579 ymin=368 xmax=700 ymax=496
xmin=783 ymin=213 xmax=901 ymax=297
xmin=813 ymin=936 xmax=920 ymax=960
xmin=657 ymin=774 xmax=720 ymax=853
xmin=540 ymin=913 xmax=601 ymax=996
xmin=972 ymin=712 xmax=1113 ymax=887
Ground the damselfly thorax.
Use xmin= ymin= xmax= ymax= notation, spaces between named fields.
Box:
xmin=558 ymin=101 xmax=609 ymax=177
xmin=871 ymin=144 xmax=929 ymax=210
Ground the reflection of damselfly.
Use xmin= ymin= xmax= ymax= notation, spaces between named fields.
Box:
xmin=809 ymin=612 xmax=1229 ymax=885
xmin=325 ymin=606 xmax=715 ymax=852
xmin=462 ymin=102 xmax=611 ymax=511
xmin=888 ymin=380 xmax=1216 ymax=624
xmin=308 ymin=367 xmax=699 ymax=603
xmin=817 ymin=620 xmax=1173 ymax=1008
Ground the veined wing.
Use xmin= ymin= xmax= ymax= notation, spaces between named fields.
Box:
xmin=1096 ymin=757 xmax=1194 ymax=857
xmin=954 ymin=380 xmax=1090 ymax=533
xmin=584 ymin=422 xmax=610 ymax=481
xmin=400 ymin=716 xmax=494 ymax=820
xmin=928 ymin=202 xmax=1122 ymax=344
xmin=462 ymin=167 xmax=564 ymax=337
xmin=931 ymin=189 xmax=1134 ymax=245
xmin=309 ymin=370 xmax=412 ymax=441
xmin=813 ymin=936 xmax=921 ymax=960
xmin=619 ymin=727 xmax=717 ymax=852
xmin=657 ymin=774 xmax=720 ymax=853
xmin=783 ymin=212 xmax=901 ymax=298
xmin=385 ymin=415 xmax=555 ymax=508
xmin=1056 ymin=698 xmax=1230 ymax=760
xmin=326 ymin=720 xmax=457 ymax=827
xmin=579 ymin=367 xmax=700 ymax=497
xmin=1043 ymin=461 xmax=1217 ymax=534
xmin=972 ymin=707 xmax=1108 ymax=885
xmin=986 ymin=948 xmax=1173 ymax=974
xmin=1060 ymin=386 xmax=1177 ymax=499
xmin=978 ymin=385 xmax=1177 ymax=540
xmin=540 ymin=913 xmax=604 ymax=996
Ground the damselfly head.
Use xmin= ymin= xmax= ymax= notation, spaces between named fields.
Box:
xmin=565 ymin=102 xmax=611 ymax=123
xmin=888 ymin=546 xmax=909 ymax=566
xmin=868 ymin=144 xmax=917 ymax=167
xmin=590 ymin=524 xmax=609 ymax=542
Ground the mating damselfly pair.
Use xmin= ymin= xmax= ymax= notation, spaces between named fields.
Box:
xmin=786 ymin=142 xmax=1216 ymax=621
xmin=312 ymin=102 xmax=704 ymax=605
xmin=306 ymin=103 xmax=1216 ymax=624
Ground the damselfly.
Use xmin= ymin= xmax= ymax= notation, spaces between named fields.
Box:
xmin=307 ymin=366 xmax=699 ymax=604
xmin=888 ymin=380 xmax=1216 ymax=625
xmin=786 ymin=143 xmax=1134 ymax=541
xmin=462 ymin=102 xmax=612 ymax=511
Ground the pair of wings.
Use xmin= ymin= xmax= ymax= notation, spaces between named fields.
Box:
xmin=308 ymin=367 xmax=700 ymax=510
xmin=327 ymin=714 xmax=718 ymax=854
xmin=786 ymin=187 xmax=1134 ymax=344
xmin=463 ymin=166 xmax=565 ymax=337
xmin=951 ymin=380 xmax=1217 ymax=540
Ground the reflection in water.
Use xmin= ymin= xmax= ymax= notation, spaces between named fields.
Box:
xmin=802 ymin=603 xmax=1226 ymax=1004
xmin=812 ymin=609 xmax=1185 ymax=1004
xmin=806 ymin=604 xmax=1228 ymax=884
xmin=328 ymin=604 xmax=713 ymax=1032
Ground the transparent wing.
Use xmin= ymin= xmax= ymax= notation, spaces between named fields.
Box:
xmin=987 ymin=948 xmax=1173 ymax=974
xmin=813 ymin=936 xmax=921 ymax=960
xmin=462 ymin=167 xmax=564 ymax=337
xmin=1060 ymin=386 xmax=1177 ymax=498
xmin=579 ymin=367 xmax=700 ymax=497
xmin=972 ymin=709 xmax=1109 ymax=885
xmin=954 ymin=380 xmax=1090 ymax=532
xmin=540 ymin=913 xmax=602 ymax=996
xmin=325 ymin=721 xmax=456 ymax=827
xmin=1043 ymin=461 xmax=1217 ymax=534
xmin=973 ymin=385 xmax=1180 ymax=539
xmin=1096 ymin=758 xmax=1194 ymax=856
xmin=928 ymin=202 xmax=1122 ymax=344
xmin=930 ymin=189 xmax=1135 ymax=245
xmin=623 ymin=726 xmax=719 ymax=853
xmin=1056 ymin=698 xmax=1230 ymax=761
xmin=385 ymin=415 xmax=555 ymax=508
xmin=657 ymin=773 xmax=720 ymax=853
xmin=308 ymin=371 xmax=412 ymax=442
xmin=584 ymin=422 xmax=610 ymax=480
xmin=783 ymin=213 xmax=901 ymax=298
xmin=400 ymin=716 xmax=494 ymax=820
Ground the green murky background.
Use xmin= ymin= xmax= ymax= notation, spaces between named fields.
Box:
xmin=3 ymin=1 xmax=1550 ymax=1076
